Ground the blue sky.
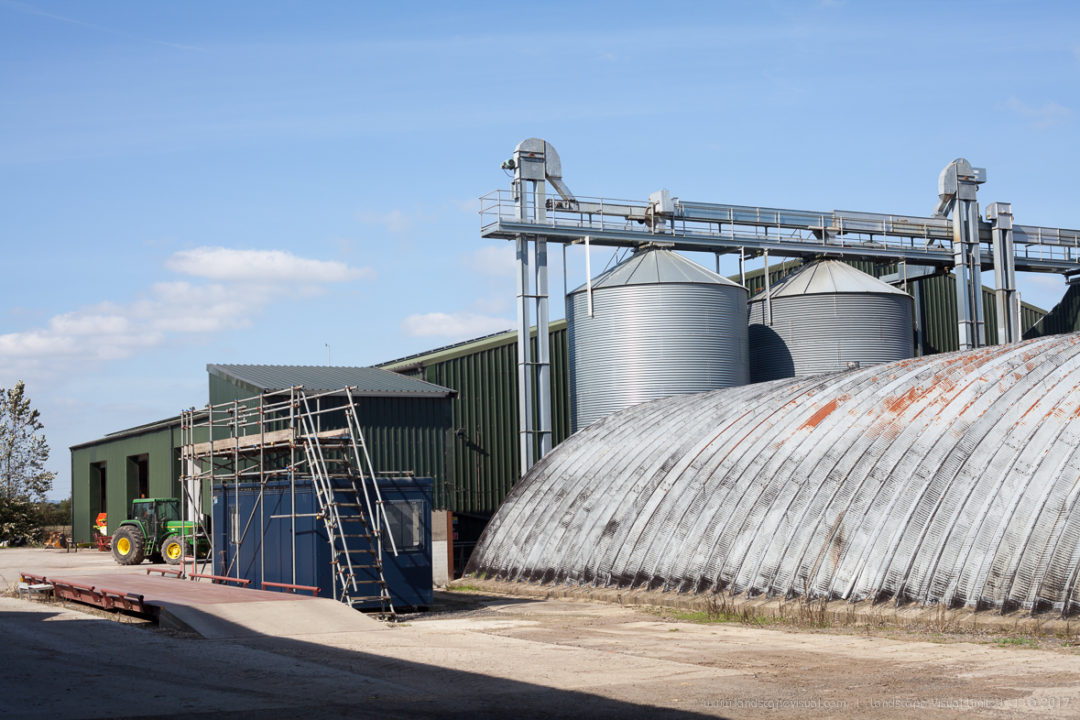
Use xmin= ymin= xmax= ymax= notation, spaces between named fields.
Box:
xmin=1 ymin=0 xmax=1078 ymax=500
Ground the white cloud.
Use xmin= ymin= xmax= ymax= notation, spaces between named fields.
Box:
xmin=1002 ymin=97 xmax=1072 ymax=129
xmin=469 ymin=296 xmax=511 ymax=315
xmin=400 ymin=312 xmax=512 ymax=340
xmin=456 ymin=198 xmax=480 ymax=214
xmin=0 ymin=246 xmax=370 ymax=380
xmin=358 ymin=209 xmax=412 ymax=234
xmin=466 ymin=245 xmax=517 ymax=278
xmin=166 ymin=246 xmax=369 ymax=283
xmin=1017 ymin=273 xmax=1068 ymax=312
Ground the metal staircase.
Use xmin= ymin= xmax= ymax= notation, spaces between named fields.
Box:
xmin=296 ymin=389 xmax=397 ymax=616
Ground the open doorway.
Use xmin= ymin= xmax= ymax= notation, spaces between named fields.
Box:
xmin=127 ymin=454 xmax=149 ymax=504
xmin=89 ymin=461 xmax=107 ymax=534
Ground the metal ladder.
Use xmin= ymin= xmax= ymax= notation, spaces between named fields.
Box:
xmin=296 ymin=389 xmax=396 ymax=617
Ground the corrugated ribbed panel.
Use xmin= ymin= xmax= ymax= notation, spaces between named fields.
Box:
xmin=468 ymin=333 xmax=1080 ymax=616
xmin=748 ymin=294 xmax=914 ymax=381
xmin=567 ymin=283 xmax=749 ymax=432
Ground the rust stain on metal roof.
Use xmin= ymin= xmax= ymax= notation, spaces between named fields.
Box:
xmin=883 ymin=386 xmax=922 ymax=415
xmin=800 ymin=398 xmax=841 ymax=430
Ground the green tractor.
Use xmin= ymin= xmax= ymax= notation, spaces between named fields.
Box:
xmin=111 ymin=498 xmax=205 ymax=566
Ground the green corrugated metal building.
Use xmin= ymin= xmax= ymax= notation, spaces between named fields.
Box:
xmin=71 ymin=417 xmax=184 ymax=544
xmin=70 ymin=365 xmax=454 ymax=543
xmin=207 ymin=364 xmax=454 ymax=505
xmin=380 ymin=326 xmax=570 ymax=515
xmin=1024 ymin=283 xmax=1080 ymax=339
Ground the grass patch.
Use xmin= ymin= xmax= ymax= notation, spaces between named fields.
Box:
xmin=445 ymin=584 xmax=484 ymax=593
xmin=658 ymin=593 xmax=840 ymax=629
xmin=995 ymin=636 xmax=1038 ymax=648
xmin=665 ymin=595 xmax=780 ymax=626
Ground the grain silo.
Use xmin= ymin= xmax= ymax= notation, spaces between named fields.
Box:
xmin=748 ymin=260 xmax=914 ymax=382
xmin=566 ymin=248 xmax=748 ymax=432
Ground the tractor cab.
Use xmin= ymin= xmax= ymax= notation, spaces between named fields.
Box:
xmin=130 ymin=498 xmax=180 ymax=540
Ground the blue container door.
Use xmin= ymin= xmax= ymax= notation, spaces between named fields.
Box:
xmin=376 ymin=477 xmax=434 ymax=609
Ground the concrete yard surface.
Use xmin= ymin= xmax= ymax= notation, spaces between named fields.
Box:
xmin=2 ymin=548 xmax=1080 ymax=718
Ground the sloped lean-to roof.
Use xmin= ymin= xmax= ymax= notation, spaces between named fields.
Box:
xmin=468 ymin=332 xmax=1080 ymax=616
xmin=207 ymin=364 xmax=455 ymax=398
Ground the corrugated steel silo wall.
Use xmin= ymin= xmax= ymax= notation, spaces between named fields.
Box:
xmin=414 ymin=327 xmax=570 ymax=514
xmin=748 ymin=293 xmax=914 ymax=381
xmin=743 ymin=260 xmax=1045 ymax=352
xmin=567 ymin=284 xmax=749 ymax=432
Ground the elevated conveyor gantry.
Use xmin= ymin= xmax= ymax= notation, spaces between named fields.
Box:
xmin=483 ymin=138 xmax=1080 ymax=472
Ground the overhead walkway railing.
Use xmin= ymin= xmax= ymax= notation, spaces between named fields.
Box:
xmin=481 ymin=189 xmax=1080 ymax=274
xmin=485 ymin=139 xmax=1080 ymax=475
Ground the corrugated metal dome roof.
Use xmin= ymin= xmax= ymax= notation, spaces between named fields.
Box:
xmin=752 ymin=259 xmax=909 ymax=299
xmin=469 ymin=332 xmax=1080 ymax=616
xmin=569 ymin=248 xmax=743 ymax=294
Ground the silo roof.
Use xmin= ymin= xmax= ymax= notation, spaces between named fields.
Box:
xmin=752 ymin=259 xmax=910 ymax=299
xmin=569 ymin=248 xmax=743 ymax=294
xmin=468 ymin=332 xmax=1080 ymax=616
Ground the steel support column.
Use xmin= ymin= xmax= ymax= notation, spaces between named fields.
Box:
xmin=952 ymin=198 xmax=986 ymax=350
xmin=987 ymin=202 xmax=1020 ymax=344
xmin=509 ymin=138 xmax=562 ymax=475
xmin=514 ymin=235 xmax=534 ymax=476
xmin=535 ymin=237 xmax=552 ymax=457
xmin=934 ymin=159 xmax=987 ymax=351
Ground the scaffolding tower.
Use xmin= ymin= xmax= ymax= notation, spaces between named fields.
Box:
xmin=178 ymin=385 xmax=398 ymax=616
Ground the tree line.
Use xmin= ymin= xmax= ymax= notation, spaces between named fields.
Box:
xmin=0 ymin=381 xmax=59 ymax=544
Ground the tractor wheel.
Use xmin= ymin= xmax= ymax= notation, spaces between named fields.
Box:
xmin=111 ymin=526 xmax=146 ymax=565
xmin=161 ymin=534 xmax=184 ymax=565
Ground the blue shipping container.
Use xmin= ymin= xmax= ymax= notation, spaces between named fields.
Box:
xmin=212 ymin=477 xmax=433 ymax=609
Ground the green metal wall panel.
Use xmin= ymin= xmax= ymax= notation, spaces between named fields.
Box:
xmin=385 ymin=324 xmax=569 ymax=515
xmin=209 ymin=374 xmax=243 ymax=407
xmin=70 ymin=425 xmax=180 ymax=543
xmin=1024 ymin=283 xmax=1080 ymax=339
xmin=352 ymin=397 xmax=451 ymax=507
